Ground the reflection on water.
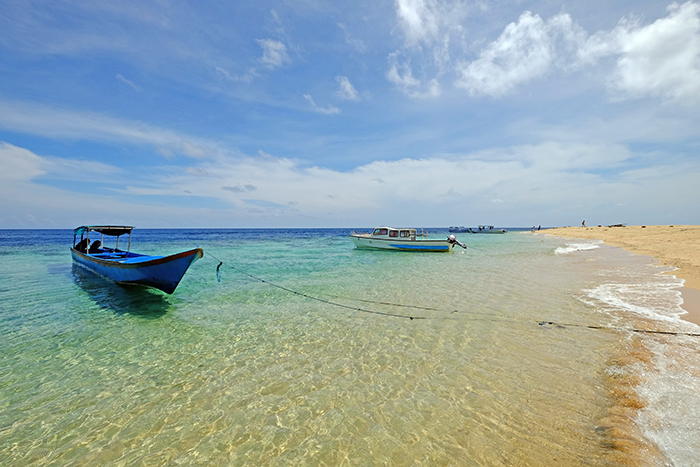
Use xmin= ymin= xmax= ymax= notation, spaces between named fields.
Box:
xmin=71 ymin=264 xmax=172 ymax=317
xmin=47 ymin=262 xmax=71 ymax=276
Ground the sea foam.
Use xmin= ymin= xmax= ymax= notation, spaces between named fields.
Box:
xmin=554 ymin=240 xmax=602 ymax=255
xmin=582 ymin=280 xmax=685 ymax=323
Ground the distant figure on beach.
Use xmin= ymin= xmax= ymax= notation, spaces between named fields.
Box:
xmin=582 ymin=220 xmax=585 ymax=227
xmin=538 ymin=225 xmax=541 ymax=231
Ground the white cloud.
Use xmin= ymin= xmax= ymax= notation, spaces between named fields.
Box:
xmin=338 ymin=23 xmax=367 ymax=53
xmin=0 ymin=142 xmax=46 ymax=181
xmin=387 ymin=54 xmax=420 ymax=88
xmin=335 ymin=76 xmax=359 ymax=101
xmin=387 ymin=53 xmax=441 ymax=98
xmin=595 ymin=1 xmax=700 ymax=101
xmin=215 ymin=66 xmax=256 ymax=83
xmin=395 ymin=0 xmax=441 ymax=46
xmin=393 ymin=0 xmax=469 ymax=47
xmin=388 ymin=0 xmax=470 ymax=97
xmin=0 ymin=100 xmax=221 ymax=159
xmin=303 ymin=95 xmax=340 ymax=114
xmin=257 ymin=39 xmax=290 ymax=69
xmin=181 ymin=141 xmax=209 ymax=159
xmin=44 ymin=157 xmax=122 ymax=179
xmin=186 ymin=167 xmax=208 ymax=177
xmin=455 ymin=12 xmax=584 ymax=97
xmin=116 ymin=74 xmax=142 ymax=92
xmin=222 ymin=184 xmax=257 ymax=193
xmin=136 ymin=141 xmax=641 ymax=215
xmin=455 ymin=2 xmax=700 ymax=100
xmin=2 ymin=140 xmax=698 ymax=227
xmin=0 ymin=141 xmax=121 ymax=184
xmin=391 ymin=0 xmax=470 ymax=82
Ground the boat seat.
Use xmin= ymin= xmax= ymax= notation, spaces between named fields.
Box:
xmin=75 ymin=238 xmax=89 ymax=252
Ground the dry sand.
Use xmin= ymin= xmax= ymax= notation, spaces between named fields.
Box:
xmin=543 ymin=225 xmax=700 ymax=325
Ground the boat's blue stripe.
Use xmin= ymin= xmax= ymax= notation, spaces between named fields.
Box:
xmin=389 ymin=244 xmax=450 ymax=250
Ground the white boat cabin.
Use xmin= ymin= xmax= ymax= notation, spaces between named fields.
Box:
xmin=369 ymin=227 xmax=421 ymax=240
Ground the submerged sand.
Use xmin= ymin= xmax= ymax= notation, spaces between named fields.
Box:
xmin=543 ymin=225 xmax=700 ymax=325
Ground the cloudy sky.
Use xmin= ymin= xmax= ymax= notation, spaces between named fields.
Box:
xmin=1 ymin=0 xmax=699 ymax=228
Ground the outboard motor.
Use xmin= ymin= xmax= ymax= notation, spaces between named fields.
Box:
xmin=448 ymin=234 xmax=467 ymax=249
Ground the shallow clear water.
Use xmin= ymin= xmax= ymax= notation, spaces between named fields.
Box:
xmin=1 ymin=228 xmax=698 ymax=466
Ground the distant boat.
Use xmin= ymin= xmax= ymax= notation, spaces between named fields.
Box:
xmin=448 ymin=226 xmax=470 ymax=232
xmin=71 ymin=225 xmax=203 ymax=294
xmin=350 ymin=227 xmax=466 ymax=252
xmin=467 ymin=225 xmax=507 ymax=234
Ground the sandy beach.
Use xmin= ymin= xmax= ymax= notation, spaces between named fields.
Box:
xmin=543 ymin=225 xmax=700 ymax=325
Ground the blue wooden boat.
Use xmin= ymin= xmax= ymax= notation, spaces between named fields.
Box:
xmin=71 ymin=225 xmax=203 ymax=294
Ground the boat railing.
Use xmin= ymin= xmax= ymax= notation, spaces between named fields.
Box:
xmin=350 ymin=230 xmax=370 ymax=236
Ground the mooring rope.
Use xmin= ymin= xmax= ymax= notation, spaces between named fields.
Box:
xmin=210 ymin=253 xmax=511 ymax=319
xmin=538 ymin=321 xmax=700 ymax=337
xmin=317 ymin=292 xmax=526 ymax=324
xmin=206 ymin=251 xmax=440 ymax=320
xmin=205 ymin=251 xmax=700 ymax=336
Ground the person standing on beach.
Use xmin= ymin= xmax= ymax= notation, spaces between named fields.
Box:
xmin=582 ymin=220 xmax=585 ymax=227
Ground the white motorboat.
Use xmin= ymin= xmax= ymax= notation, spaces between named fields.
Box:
xmin=350 ymin=227 xmax=466 ymax=252
xmin=467 ymin=225 xmax=507 ymax=234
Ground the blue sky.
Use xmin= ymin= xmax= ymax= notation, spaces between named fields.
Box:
xmin=1 ymin=0 xmax=699 ymax=228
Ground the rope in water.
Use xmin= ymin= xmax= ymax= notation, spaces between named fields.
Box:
xmin=210 ymin=253 xmax=511 ymax=320
xmin=205 ymin=251 xmax=700 ymax=337
xmin=538 ymin=321 xmax=700 ymax=337
xmin=207 ymin=251 xmax=438 ymax=320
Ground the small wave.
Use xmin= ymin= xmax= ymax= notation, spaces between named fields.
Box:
xmin=579 ymin=261 xmax=691 ymax=325
xmin=554 ymin=240 xmax=602 ymax=255
xmin=582 ymin=282 xmax=685 ymax=323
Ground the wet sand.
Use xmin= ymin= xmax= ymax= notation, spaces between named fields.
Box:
xmin=543 ymin=225 xmax=700 ymax=326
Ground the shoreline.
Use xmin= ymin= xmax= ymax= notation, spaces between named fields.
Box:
xmin=542 ymin=225 xmax=700 ymax=326
xmin=679 ymin=287 xmax=700 ymax=324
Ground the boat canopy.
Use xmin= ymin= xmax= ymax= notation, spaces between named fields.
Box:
xmin=74 ymin=225 xmax=134 ymax=237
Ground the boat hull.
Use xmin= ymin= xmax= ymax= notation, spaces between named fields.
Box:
xmin=71 ymin=247 xmax=203 ymax=294
xmin=468 ymin=229 xmax=506 ymax=234
xmin=350 ymin=235 xmax=453 ymax=252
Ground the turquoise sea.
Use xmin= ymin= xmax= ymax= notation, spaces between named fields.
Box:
xmin=2 ymin=228 xmax=700 ymax=466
